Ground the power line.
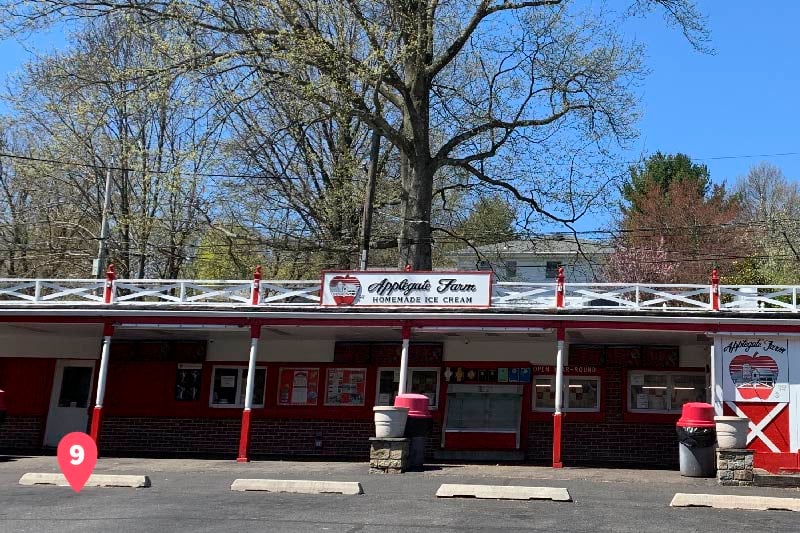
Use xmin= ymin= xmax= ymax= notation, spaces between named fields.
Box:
xmin=0 ymin=151 xmax=367 ymax=183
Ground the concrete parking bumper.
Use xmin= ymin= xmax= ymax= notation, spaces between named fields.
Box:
xmin=436 ymin=484 xmax=572 ymax=501
xmin=671 ymin=493 xmax=800 ymax=512
xmin=231 ymin=479 xmax=364 ymax=495
xmin=19 ymin=473 xmax=151 ymax=488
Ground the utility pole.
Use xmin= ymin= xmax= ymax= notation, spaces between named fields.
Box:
xmin=93 ymin=166 xmax=112 ymax=277
xmin=359 ymin=86 xmax=381 ymax=271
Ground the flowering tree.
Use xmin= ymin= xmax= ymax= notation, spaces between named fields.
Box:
xmin=604 ymin=154 xmax=748 ymax=283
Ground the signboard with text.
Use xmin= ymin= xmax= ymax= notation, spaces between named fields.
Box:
xmin=721 ymin=337 xmax=789 ymax=403
xmin=322 ymin=271 xmax=492 ymax=308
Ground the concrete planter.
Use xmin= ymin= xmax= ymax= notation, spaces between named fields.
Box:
xmin=715 ymin=416 xmax=749 ymax=449
xmin=373 ymin=406 xmax=409 ymax=438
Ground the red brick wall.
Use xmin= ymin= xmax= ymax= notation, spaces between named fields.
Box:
xmin=98 ymin=416 xmax=442 ymax=460
xmin=100 ymin=417 xmax=241 ymax=456
xmin=0 ymin=416 xmax=44 ymax=451
xmin=526 ymin=365 xmax=680 ymax=467
xmin=249 ymin=419 xmax=373 ymax=459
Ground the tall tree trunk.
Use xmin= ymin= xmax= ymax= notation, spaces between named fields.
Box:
xmin=397 ymin=1 xmax=434 ymax=270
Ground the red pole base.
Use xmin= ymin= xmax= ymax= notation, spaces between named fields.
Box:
xmin=552 ymin=412 xmax=563 ymax=468
xmin=237 ymin=409 xmax=252 ymax=463
xmin=89 ymin=406 xmax=103 ymax=447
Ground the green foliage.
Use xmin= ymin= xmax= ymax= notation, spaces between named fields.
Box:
xmin=622 ymin=152 xmax=710 ymax=213
xmin=456 ymin=196 xmax=517 ymax=247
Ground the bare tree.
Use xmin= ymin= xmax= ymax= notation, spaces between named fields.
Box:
xmin=3 ymin=16 xmax=221 ymax=277
xmin=0 ymin=0 xmax=710 ymax=271
xmin=734 ymin=163 xmax=800 ymax=283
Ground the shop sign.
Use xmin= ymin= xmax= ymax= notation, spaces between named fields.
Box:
xmin=721 ymin=337 xmax=789 ymax=403
xmin=531 ymin=365 xmax=598 ymax=374
xmin=322 ymin=271 xmax=492 ymax=307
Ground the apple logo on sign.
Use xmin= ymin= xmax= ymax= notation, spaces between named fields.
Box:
xmin=329 ymin=275 xmax=361 ymax=305
xmin=728 ymin=352 xmax=779 ymax=400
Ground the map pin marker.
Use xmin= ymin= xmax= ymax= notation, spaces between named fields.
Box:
xmin=57 ymin=432 xmax=98 ymax=493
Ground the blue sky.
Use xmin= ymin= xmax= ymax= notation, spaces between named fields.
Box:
xmin=1 ymin=3 xmax=798 ymax=232
xmin=622 ymin=3 xmax=800 ymax=186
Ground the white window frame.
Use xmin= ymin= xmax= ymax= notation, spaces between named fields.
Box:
xmin=209 ymin=365 xmax=266 ymax=408
xmin=627 ymin=370 xmax=706 ymax=414
xmin=532 ymin=375 xmax=601 ymax=413
xmin=374 ymin=367 xmax=440 ymax=410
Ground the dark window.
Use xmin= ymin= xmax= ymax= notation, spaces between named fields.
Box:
xmin=545 ymin=261 xmax=560 ymax=279
xmin=477 ymin=260 xmax=491 ymax=271
xmin=58 ymin=367 xmax=92 ymax=408
xmin=505 ymin=260 xmax=517 ymax=278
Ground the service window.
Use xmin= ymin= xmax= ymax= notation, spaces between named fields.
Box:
xmin=375 ymin=367 xmax=440 ymax=409
xmin=628 ymin=371 xmax=706 ymax=413
xmin=210 ymin=366 xmax=266 ymax=408
xmin=533 ymin=376 xmax=600 ymax=412
xmin=534 ymin=377 xmax=556 ymax=410
xmin=566 ymin=377 xmax=600 ymax=411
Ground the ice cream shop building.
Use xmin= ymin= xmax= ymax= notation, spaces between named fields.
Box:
xmin=2 ymin=267 xmax=800 ymax=473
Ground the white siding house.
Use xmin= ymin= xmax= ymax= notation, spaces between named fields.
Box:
xmin=449 ymin=236 xmax=611 ymax=282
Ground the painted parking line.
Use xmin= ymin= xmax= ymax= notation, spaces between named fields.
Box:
xmin=231 ymin=479 xmax=363 ymax=495
xmin=671 ymin=493 xmax=800 ymax=512
xmin=19 ymin=473 xmax=151 ymax=488
xmin=436 ymin=484 xmax=571 ymax=501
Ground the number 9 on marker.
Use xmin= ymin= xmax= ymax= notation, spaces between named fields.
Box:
xmin=70 ymin=444 xmax=85 ymax=465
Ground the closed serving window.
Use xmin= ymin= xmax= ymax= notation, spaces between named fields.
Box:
xmin=533 ymin=376 xmax=600 ymax=412
xmin=375 ymin=367 xmax=440 ymax=409
xmin=628 ymin=371 xmax=706 ymax=413
xmin=210 ymin=366 xmax=266 ymax=408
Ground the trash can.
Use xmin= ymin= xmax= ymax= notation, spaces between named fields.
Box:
xmin=676 ymin=402 xmax=716 ymax=477
xmin=394 ymin=393 xmax=433 ymax=471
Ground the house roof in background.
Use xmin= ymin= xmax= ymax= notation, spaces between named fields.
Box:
xmin=449 ymin=236 xmax=613 ymax=258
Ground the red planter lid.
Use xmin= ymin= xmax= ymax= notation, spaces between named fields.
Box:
xmin=676 ymin=402 xmax=716 ymax=428
xmin=394 ymin=393 xmax=431 ymax=418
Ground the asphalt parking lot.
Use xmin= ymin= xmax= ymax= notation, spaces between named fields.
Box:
xmin=2 ymin=456 xmax=800 ymax=532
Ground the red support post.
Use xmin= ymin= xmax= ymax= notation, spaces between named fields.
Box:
xmin=552 ymin=413 xmax=563 ymax=468
xmin=552 ymin=326 xmax=565 ymax=468
xmin=555 ymin=266 xmax=565 ymax=308
xmin=251 ymin=265 xmax=262 ymax=306
xmin=90 ymin=322 xmax=114 ymax=449
xmin=90 ymin=406 xmax=103 ymax=443
xmin=711 ymin=268 xmax=720 ymax=311
xmin=237 ymin=324 xmax=261 ymax=463
xmin=237 ymin=409 xmax=252 ymax=463
xmin=103 ymin=264 xmax=116 ymax=304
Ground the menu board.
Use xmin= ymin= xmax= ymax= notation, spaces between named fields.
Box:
xmin=277 ymin=368 xmax=319 ymax=406
xmin=325 ymin=368 xmax=367 ymax=406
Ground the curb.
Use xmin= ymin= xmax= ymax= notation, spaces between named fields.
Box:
xmin=19 ymin=473 xmax=151 ymax=488
xmin=436 ymin=484 xmax=572 ymax=501
xmin=671 ymin=492 xmax=800 ymax=511
xmin=231 ymin=479 xmax=363 ymax=495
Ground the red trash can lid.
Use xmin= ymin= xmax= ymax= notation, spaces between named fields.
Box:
xmin=394 ymin=393 xmax=431 ymax=417
xmin=676 ymin=402 xmax=716 ymax=428
xmin=0 ymin=389 xmax=5 ymax=410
